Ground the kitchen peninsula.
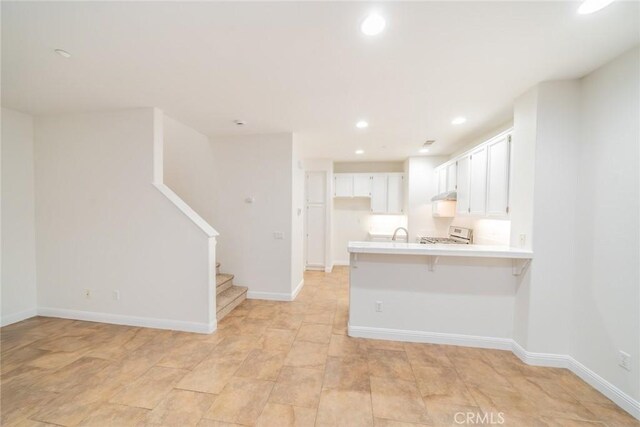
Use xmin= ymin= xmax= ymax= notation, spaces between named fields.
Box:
xmin=347 ymin=241 xmax=533 ymax=349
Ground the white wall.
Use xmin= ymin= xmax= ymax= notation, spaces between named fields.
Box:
xmin=1 ymin=108 xmax=38 ymax=325
xmin=290 ymin=136 xmax=305 ymax=294
xmin=572 ymin=47 xmax=639 ymax=403
xmin=163 ymin=114 xmax=216 ymax=226
xmin=211 ymin=134 xmax=298 ymax=299
xmin=34 ymin=108 xmax=216 ymax=332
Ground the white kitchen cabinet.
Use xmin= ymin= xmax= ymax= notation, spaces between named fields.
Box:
xmin=437 ymin=168 xmax=447 ymax=194
xmin=469 ymin=146 xmax=488 ymax=215
xmin=456 ymin=156 xmax=470 ymax=215
xmin=353 ymin=173 xmax=372 ymax=197
xmin=334 ymin=174 xmax=353 ymax=197
xmin=486 ymin=134 xmax=511 ymax=216
xmin=387 ymin=173 xmax=404 ymax=214
xmin=370 ymin=174 xmax=388 ymax=213
xmin=446 ymin=163 xmax=457 ymax=192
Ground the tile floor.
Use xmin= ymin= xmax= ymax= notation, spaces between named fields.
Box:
xmin=1 ymin=267 xmax=638 ymax=426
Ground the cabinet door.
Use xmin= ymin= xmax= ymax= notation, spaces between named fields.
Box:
xmin=446 ymin=163 xmax=457 ymax=192
xmin=469 ymin=146 xmax=488 ymax=215
xmin=370 ymin=174 xmax=388 ymax=213
xmin=353 ymin=174 xmax=372 ymax=197
xmin=486 ymin=135 xmax=511 ymax=216
xmin=437 ymin=168 xmax=447 ymax=194
xmin=334 ymin=174 xmax=353 ymax=197
xmin=456 ymin=156 xmax=470 ymax=215
xmin=387 ymin=173 xmax=404 ymax=214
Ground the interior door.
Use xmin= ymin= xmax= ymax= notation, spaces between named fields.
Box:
xmin=306 ymin=171 xmax=326 ymax=269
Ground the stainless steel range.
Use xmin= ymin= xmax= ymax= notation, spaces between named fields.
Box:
xmin=418 ymin=226 xmax=473 ymax=244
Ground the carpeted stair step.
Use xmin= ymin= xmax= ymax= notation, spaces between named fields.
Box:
xmin=216 ymin=273 xmax=234 ymax=295
xmin=216 ymin=285 xmax=248 ymax=320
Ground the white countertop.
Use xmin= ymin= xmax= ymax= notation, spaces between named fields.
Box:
xmin=348 ymin=241 xmax=533 ymax=259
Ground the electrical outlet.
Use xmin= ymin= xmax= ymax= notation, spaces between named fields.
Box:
xmin=113 ymin=290 xmax=120 ymax=301
xmin=375 ymin=301 xmax=383 ymax=312
xmin=619 ymin=351 xmax=631 ymax=371
xmin=84 ymin=289 xmax=91 ymax=299
xmin=273 ymin=231 xmax=284 ymax=240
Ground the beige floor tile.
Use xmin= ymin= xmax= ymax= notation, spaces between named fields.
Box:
xmin=284 ymin=340 xmax=328 ymax=369
xmin=369 ymin=376 xmax=430 ymax=425
xmin=315 ymin=389 xmax=374 ymax=427
xmin=38 ymin=356 xmax=112 ymax=393
xmin=77 ymin=403 xmax=149 ymax=426
xmin=557 ymin=371 xmax=616 ymax=405
xmin=25 ymin=350 xmax=86 ymax=370
xmin=261 ymin=328 xmax=297 ymax=352
xmin=110 ymin=366 xmax=188 ymax=409
xmin=363 ymin=339 xmax=405 ymax=352
xmin=296 ymin=323 xmax=333 ymax=344
xmin=247 ymin=305 xmax=281 ymax=320
xmin=197 ymin=419 xmax=245 ymax=427
xmin=269 ymin=366 xmax=324 ymax=408
xmin=303 ymin=310 xmax=335 ymax=325
xmin=579 ymin=401 xmax=640 ymax=426
xmin=423 ymin=403 xmax=485 ymax=427
xmin=367 ymin=348 xmax=414 ymax=381
xmin=205 ymin=377 xmax=274 ymax=425
xmin=145 ymin=389 xmax=216 ymax=426
xmin=256 ymin=402 xmax=316 ymax=427
xmin=412 ymin=365 xmax=476 ymax=406
xmin=235 ymin=349 xmax=287 ymax=381
xmin=323 ymin=356 xmax=370 ymax=392
xmin=157 ymin=340 xmax=216 ymax=370
xmin=328 ymin=334 xmax=367 ymax=359
xmin=270 ymin=313 xmax=305 ymax=330
xmin=403 ymin=342 xmax=453 ymax=368
xmin=373 ymin=418 xmax=431 ymax=426
xmin=0 ymin=387 xmax=60 ymax=426
xmin=35 ymin=334 xmax=92 ymax=353
xmin=176 ymin=356 xmax=246 ymax=394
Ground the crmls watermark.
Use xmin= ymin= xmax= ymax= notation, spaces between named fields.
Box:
xmin=454 ymin=411 xmax=505 ymax=425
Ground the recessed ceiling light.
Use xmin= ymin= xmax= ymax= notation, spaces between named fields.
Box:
xmin=54 ymin=49 xmax=71 ymax=58
xmin=451 ymin=117 xmax=467 ymax=125
xmin=577 ymin=0 xmax=615 ymax=14
xmin=361 ymin=13 xmax=386 ymax=36
xmin=355 ymin=149 xmax=364 ymax=155
xmin=419 ymin=148 xmax=430 ymax=154
xmin=234 ymin=120 xmax=246 ymax=126
xmin=356 ymin=120 xmax=369 ymax=129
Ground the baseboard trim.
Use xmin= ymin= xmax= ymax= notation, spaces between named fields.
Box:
xmin=332 ymin=260 xmax=349 ymax=267
xmin=569 ymin=357 xmax=640 ymax=420
xmin=292 ymin=279 xmax=305 ymax=300
xmin=1 ymin=308 xmax=38 ymax=327
xmin=246 ymin=291 xmax=292 ymax=301
xmin=347 ymin=324 xmax=513 ymax=351
xmin=37 ymin=307 xmax=216 ymax=334
xmin=347 ymin=324 xmax=639 ymax=421
xmin=511 ymin=341 xmax=571 ymax=368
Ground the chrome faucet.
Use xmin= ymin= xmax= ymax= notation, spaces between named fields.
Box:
xmin=391 ymin=227 xmax=409 ymax=241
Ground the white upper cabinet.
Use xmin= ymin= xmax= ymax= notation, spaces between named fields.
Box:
xmin=334 ymin=173 xmax=353 ymax=197
xmin=469 ymin=146 xmax=488 ymax=215
xmin=387 ymin=173 xmax=404 ymax=214
xmin=437 ymin=168 xmax=447 ymax=194
xmin=370 ymin=174 xmax=388 ymax=213
xmin=446 ymin=163 xmax=457 ymax=192
xmin=456 ymin=156 xmax=470 ymax=215
xmin=353 ymin=173 xmax=372 ymax=197
xmin=486 ymin=135 xmax=511 ymax=217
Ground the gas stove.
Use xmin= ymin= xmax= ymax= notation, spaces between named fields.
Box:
xmin=418 ymin=226 xmax=473 ymax=245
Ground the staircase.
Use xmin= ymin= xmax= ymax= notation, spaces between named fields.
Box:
xmin=216 ymin=262 xmax=248 ymax=320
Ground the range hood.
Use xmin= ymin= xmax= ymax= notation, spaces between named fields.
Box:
xmin=431 ymin=191 xmax=457 ymax=202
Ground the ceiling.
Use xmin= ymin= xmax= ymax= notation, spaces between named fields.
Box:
xmin=2 ymin=2 xmax=639 ymax=160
